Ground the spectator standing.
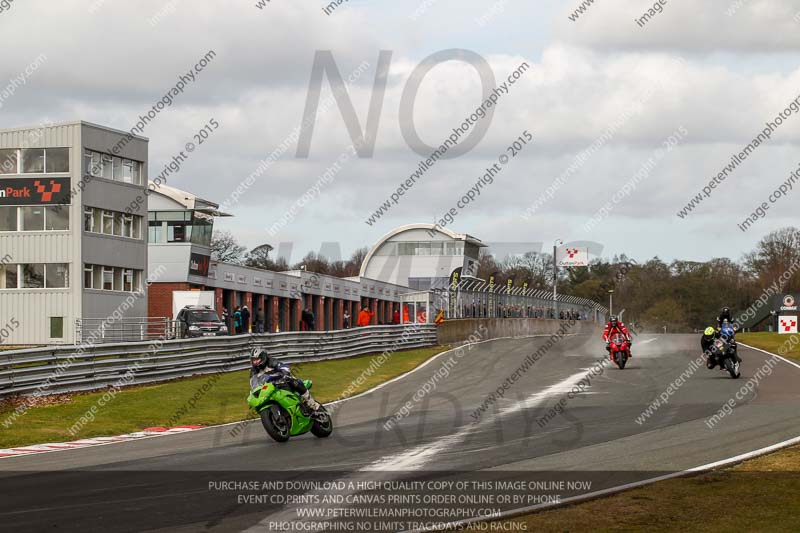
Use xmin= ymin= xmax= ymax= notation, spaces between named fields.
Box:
xmin=392 ymin=308 xmax=400 ymax=325
xmin=221 ymin=308 xmax=230 ymax=334
xmin=357 ymin=306 xmax=374 ymax=327
xmin=343 ymin=310 xmax=351 ymax=329
xmin=233 ymin=306 xmax=243 ymax=334
xmin=255 ymin=307 xmax=265 ymax=333
xmin=241 ymin=305 xmax=251 ymax=333
xmin=302 ymin=308 xmax=316 ymax=331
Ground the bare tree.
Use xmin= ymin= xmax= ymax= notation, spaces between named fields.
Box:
xmin=210 ymin=230 xmax=247 ymax=264
xmin=245 ymin=244 xmax=289 ymax=271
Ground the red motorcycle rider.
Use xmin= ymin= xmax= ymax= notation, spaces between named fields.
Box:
xmin=603 ymin=316 xmax=632 ymax=357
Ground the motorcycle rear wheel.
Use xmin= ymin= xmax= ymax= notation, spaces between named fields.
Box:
xmin=260 ymin=404 xmax=291 ymax=442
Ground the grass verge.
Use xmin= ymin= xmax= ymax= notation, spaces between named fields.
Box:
xmin=0 ymin=345 xmax=449 ymax=449
xmin=499 ymin=444 xmax=800 ymax=532
xmin=739 ymin=332 xmax=800 ymax=360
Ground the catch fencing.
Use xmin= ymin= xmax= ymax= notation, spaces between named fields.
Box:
xmin=434 ymin=281 xmax=608 ymax=322
xmin=0 ymin=325 xmax=437 ymax=398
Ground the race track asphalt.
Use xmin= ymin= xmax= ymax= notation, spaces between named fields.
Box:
xmin=1 ymin=334 xmax=798 ymax=532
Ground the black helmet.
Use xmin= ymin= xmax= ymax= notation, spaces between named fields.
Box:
xmin=609 ymin=315 xmax=618 ymax=326
xmin=250 ymin=347 xmax=268 ymax=372
xmin=721 ymin=306 xmax=731 ymax=316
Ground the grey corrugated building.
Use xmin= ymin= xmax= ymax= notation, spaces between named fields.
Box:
xmin=0 ymin=121 xmax=148 ymax=344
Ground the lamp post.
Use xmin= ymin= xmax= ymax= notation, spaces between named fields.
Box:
xmin=608 ymin=289 xmax=614 ymax=317
xmin=553 ymin=239 xmax=563 ymax=318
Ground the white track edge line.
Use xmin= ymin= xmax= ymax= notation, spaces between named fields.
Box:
xmin=412 ymin=342 xmax=800 ymax=532
xmin=1 ymin=333 xmax=586 ymax=459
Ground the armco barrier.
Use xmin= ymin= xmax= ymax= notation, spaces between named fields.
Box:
xmin=437 ymin=318 xmax=601 ymax=345
xmin=0 ymin=325 xmax=437 ymax=398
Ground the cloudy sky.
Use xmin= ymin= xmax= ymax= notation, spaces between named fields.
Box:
xmin=3 ymin=0 xmax=800 ymax=264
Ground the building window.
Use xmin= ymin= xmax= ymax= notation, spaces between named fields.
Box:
xmin=50 ymin=317 xmax=64 ymax=339
xmin=1 ymin=206 xmax=69 ymax=232
xmin=102 ymin=210 xmax=114 ymax=234
xmin=398 ymin=242 xmax=415 ymax=256
xmin=0 ymin=264 xmax=18 ymax=289
xmin=0 ymin=147 xmax=69 ymax=174
xmin=86 ymin=150 xmax=103 ymax=177
xmin=45 ymin=148 xmax=70 ymax=173
xmin=85 ymin=264 xmax=142 ymax=292
xmin=415 ymin=242 xmax=431 ymax=256
xmin=45 ymin=206 xmax=69 ymax=231
xmin=22 ymin=264 xmax=45 ymax=288
xmin=83 ymin=206 xmax=141 ymax=239
xmin=131 ymin=161 xmax=141 ymax=184
xmin=122 ymin=215 xmax=133 ymax=238
xmin=122 ymin=160 xmax=134 ymax=183
xmin=45 ymin=264 xmax=68 ymax=288
xmin=101 ymin=154 xmax=113 ymax=180
xmin=84 ymin=207 xmax=93 ymax=232
xmin=0 ymin=206 xmax=17 ymax=231
xmin=123 ymin=268 xmax=133 ymax=291
xmin=20 ymin=206 xmax=45 ymax=231
xmin=83 ymin=150 xmax=143 ymax=185
xmin=148 ymin=221 xmax=165 ymax=243
xmin=84 ymin=264 xmax=93 ymax=289
xmin=20 ymin=148 xmax=45 ymax=173
xmin=168 ymin=221 xmax=186 ymax=242
xmin=93 ymin=264 xmax=102 ymax=288
xmin=113 ymin=267 xmax=122 ymax=290
xmin=101 ymin=266 xmax=114 ymax=290
xmin=0 ymin=149 xmax=18 ymax=174
xmin=113 ymin=212 xmax=123 ymax=237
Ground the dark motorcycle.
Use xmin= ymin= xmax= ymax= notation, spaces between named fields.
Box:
xmin=708 ymin=337 xmax=741 ymax=379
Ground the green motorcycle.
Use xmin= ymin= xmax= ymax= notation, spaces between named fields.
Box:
xmin=247 ymin=375 xmax=333 ymax=443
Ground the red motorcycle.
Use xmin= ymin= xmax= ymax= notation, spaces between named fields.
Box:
xmin=608 ymin=332 xmax=631 ymax=369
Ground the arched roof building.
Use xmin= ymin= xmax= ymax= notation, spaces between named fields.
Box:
xmin=359 ymin=223 xmax=485 ymax=290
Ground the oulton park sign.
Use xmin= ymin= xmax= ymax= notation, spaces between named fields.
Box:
xmin=0 ymin=177 xmax=71 ymax=206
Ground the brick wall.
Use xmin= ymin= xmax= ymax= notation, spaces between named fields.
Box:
xmin=148 ymin=282 xmax=191 ymax=319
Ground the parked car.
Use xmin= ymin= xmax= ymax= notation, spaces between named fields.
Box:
xmin=176 ymin=306 xmax=228 ymax=338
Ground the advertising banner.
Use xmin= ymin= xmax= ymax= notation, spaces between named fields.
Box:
xmin=0 ymin=177 xmax=71 ymax=206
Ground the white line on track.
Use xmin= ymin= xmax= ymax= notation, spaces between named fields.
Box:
xmin=0 ymin=334 xmax=576 ymax=461
xmin=362 ymin=368 xmax=598 ymax=472
xmin=739 ymin=342 xmax=800 ymax=370
xmin=412 ymin=341 xmax=800 ymax=533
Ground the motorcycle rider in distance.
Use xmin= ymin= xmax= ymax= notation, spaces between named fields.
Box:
xmin=603 ymin=315 xmax=632 ymax=356
xmin=717 ymin=306 xmax=734 ymax=328
xmin=249 ymin=347 xmax=321 ymax=412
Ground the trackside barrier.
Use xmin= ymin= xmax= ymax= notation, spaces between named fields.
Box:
xmin=0 ymin=325 xmax=437 ymax=398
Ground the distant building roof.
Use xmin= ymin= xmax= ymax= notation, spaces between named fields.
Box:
xmin=149 ymin=181 xmax=232 ymax=216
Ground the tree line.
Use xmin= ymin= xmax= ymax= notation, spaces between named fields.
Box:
xmin=472 ymin=227 xmax=799 ymax=331
xmin=212 ymin=227 xmax=800 ymax=332
xmin=210 ymin=230 xmax=368 ymax=278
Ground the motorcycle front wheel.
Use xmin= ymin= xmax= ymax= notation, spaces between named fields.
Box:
xmin=260 ymin=404 xmax=291 ymax=442
xmin=615 ymin=351 xmax=627 ymax=369
xmin=311 ymin=406 xmax=333 ymax=438
xmin=724 ymin=358 xmax=741 ymax=379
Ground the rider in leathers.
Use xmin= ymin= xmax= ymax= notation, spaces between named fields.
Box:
xmin=602 ymin=315 xmax=632 ymax=356
xmin=249 ymin=347 xmax=320 ymax=411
